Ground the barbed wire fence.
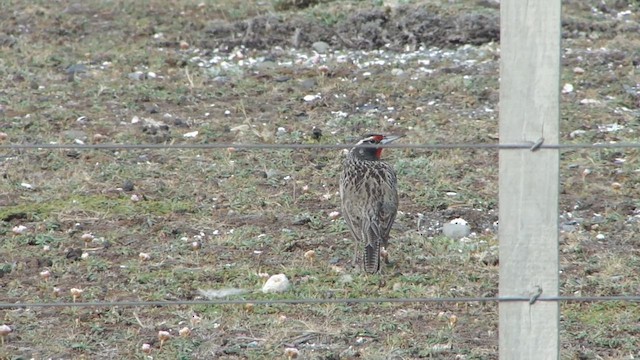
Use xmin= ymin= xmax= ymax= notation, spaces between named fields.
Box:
xmin=2 ymin=139 xmax=640 ymax=310
xmin=2 ymin=296 xmax=640 ymax=310
xmin=2 ymin=141 xmax=640 ymax=151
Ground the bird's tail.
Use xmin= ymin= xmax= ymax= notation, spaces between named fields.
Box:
xmin=363 ymin=241 xmax=381 ymax=274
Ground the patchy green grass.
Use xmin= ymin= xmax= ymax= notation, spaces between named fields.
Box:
xmin=1 ymin=0 xmax=640 ymax=358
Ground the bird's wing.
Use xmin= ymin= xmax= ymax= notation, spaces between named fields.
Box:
xmin=379 ymin=167 xmax=399 ymax=244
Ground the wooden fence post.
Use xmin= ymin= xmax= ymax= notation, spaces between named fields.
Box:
xmin=499 ymin=0 xmax=561 ymax=358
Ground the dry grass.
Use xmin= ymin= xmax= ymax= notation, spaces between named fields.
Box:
xmin=1 ymin=0 xmax=640 ymax=359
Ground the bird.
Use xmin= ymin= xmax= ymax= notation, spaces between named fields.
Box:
xmin=340 ymin=134 xmax=400 ymax=274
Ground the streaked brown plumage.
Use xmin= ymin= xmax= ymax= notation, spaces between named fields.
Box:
xmin=340 ymin=134 xmax=400 ymax=274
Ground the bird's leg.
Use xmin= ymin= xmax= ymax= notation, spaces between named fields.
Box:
xmin=352 ymin=244 xmax=359 ymax=270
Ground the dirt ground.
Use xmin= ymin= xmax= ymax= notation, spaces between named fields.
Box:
xmin=1 ymin=0 xmax=640 ymax=359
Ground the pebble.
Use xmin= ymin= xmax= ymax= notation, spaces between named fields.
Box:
xmin=65 ymin=64 xmax=87 ymax=75
xmin=580 ymin=98 xmax=599 ymax=105
xmin=312 ymin=41 xmax=330 ymax=54
xmin=569 ymin=129 xmax=586 ymax=138
xmin=391 ymin=68 xmax=404 ymax=76
xmin=62 ymin=130 xmax=88 ymax=141
xmin=262 ymin=274 xmax=291 ymax=293
xmin=299 ymin=78 xmax=316 ymax=90
xmin=303 ymin=94 xmax=319 ymax=102
xmin=122 ymin=180 xmax=134 ymax=192
xmin=562 ymin=83 xmax=574 ymax=94
xmin=442 ymin=218 xmax=471 ymax=240
xmin=128 ymin=71 xmax=146 ymax=81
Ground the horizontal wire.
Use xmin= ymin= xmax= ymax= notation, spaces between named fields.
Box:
xmin=0 ymin=142 xmax=639 ymax=151
xmin=1 ymin=295 xmax=639 ymax=309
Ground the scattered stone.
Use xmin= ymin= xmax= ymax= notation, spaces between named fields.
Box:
xmin=580 ymin=98 xmax=599 ymax=105
xmin=128 ymin=71 xmax=146 ymax=81
xmin=299 ymin=78 xmax=317 ymax=90
xmin=123 ymin=180 xmax=135 ymax=192
xmin=312 ymin=41 xmax=330 ymax=54
xmin=569 ymin=129 xmax=587 ymax=138
xmin=598 ymin=123 xmax=624 ymax=132
xmin=62 ymin=130 xmax=88 ymax=141
xmin=562 ymin=83 xmax=574 ymax=94
xmin=311 ymin=126 xmax=322 ymax=140
xmin=274 ymin=75 xmax=291 ymax=82
xmin=183 ymin=131 xmax=199 ymax=138
xmin=65 ymin=64 xmax=87 ymax=75
xmin=198 ymin=288 xmax=248 ymax=299
xmin=213 ymin=76 xmax=230 ymax=84
xmin=66 ymin=248 xmax=83 ymax=261
xmin=292 ymin=215 xmax=311 ymax=225
xmin=573 ymin=67 xmax=585 ymax=74
xmin=303 ymin=94 xmax=320 ymax=102
xmin=391 ymin=68 xmax=405 ymax=76
xmin=145 ymin=104 xmax=159 ymax=114
xmin=442 ymin=218 xmax=471 ymax=239
xmin=262 ymin=273 xmax=291 ymax=293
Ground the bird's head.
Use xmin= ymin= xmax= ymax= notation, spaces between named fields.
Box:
xmin=350 ymin=134 xmax=402 ymax=161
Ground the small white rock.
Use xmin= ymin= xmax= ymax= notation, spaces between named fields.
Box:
xmin=303 ymin=94 xmax=319 ymax=102
xmin=328 ymin=211 xmax=340 ymax=220
xmin=442 ymin=218 xmax=471 ymax=240
xmin=580 ymin=98 xmax=599 ymax=105
xmin=262 ymin=273 xmax=291 ymax=293
xmin=569 ymin=129 xmax=587 ymax=138
xmin=40 ymin=270 xmax=51 ymax=280
xmin=0 ymin=324 xmax=12 ymax=337
xmin=81 ymin=233 xmax=94 ymax=241
xmin=20 ymin=183 xmax=34 ymax=190
xmin=595 ymin=234 xmax=605 ymax=240
xmin=391 ymin=68 xmax=404 ymax=76
xmin=573 ymin=67 xmax=585 ymax=74
xmin=12 ymin=225 xmax=27 ymax=234
xmin=183 ymin=131 xmax=199 ymax=138
xmin=562 ymin=83 xmax=574 ymax=94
